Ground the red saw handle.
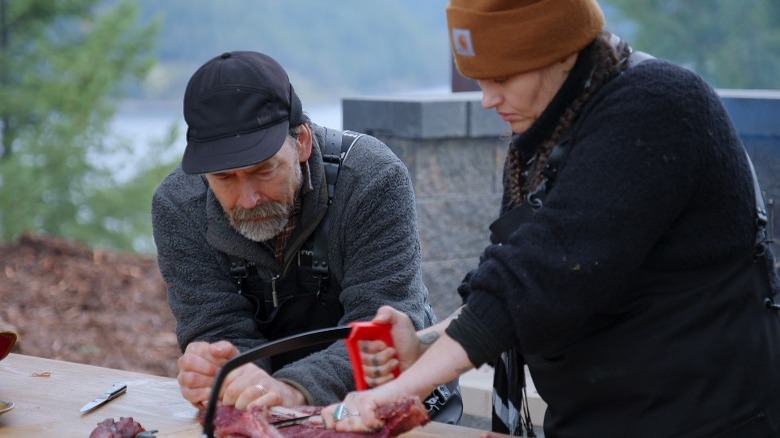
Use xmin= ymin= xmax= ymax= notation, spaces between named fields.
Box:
xmin=346 ymin=322 xmax=400 ymax=390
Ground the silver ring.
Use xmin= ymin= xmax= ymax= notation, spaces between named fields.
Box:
xmin=333 ymin=403 xmax=349 ymax=421
xmin=255 ymin=384 xmax=266 ymax=395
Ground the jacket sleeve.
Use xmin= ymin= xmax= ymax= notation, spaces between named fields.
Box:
xmin=151 ymin=168 xmax=272 ymax=369
xmin=461 ymin=60 xmax=755 ymax=357
xmin=272 ymin=135 xmax=434 ymax=405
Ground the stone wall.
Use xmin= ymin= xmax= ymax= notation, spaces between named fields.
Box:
xmin=343 ymin=92 xmax=506 ymax=319
xmin=720 ymin=90 xmax=780 ymax=245
xmin=343 ymin=89 xmax=780 ymax=321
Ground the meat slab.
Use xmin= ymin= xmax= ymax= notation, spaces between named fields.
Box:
xmin=204 ymin=396 xmax=430 ymax=438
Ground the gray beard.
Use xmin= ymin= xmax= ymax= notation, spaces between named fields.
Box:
xmin=228 ymin=201 xmax=292 ymax=242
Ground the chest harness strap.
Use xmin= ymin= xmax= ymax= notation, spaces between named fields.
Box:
xmin=228 ymin=128 xmax=363 ymax=301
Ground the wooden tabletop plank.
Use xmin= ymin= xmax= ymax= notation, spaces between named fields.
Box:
xmin=0 ymin=354 xmax=199 ymax=437
xmin=0 ymin=354 xmax=503 ymax=437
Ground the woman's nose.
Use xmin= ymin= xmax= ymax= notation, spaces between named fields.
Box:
xmin=479 ymin=83 xmax=500 ymax=109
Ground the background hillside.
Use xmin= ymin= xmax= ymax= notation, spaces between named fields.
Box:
xmin=132 ymin=0 xmax=452 ymax=105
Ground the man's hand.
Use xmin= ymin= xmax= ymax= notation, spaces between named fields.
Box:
xmin=220 ymin=363 xmax=307 ymax=410
xmin=177 ymin=340 xmax=239 ymax=409
xmin=177 ymin=340 xmax=307 ymax=410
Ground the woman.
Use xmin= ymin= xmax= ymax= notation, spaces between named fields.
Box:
xmin=322 ymin=0 xmax=780 ymax=436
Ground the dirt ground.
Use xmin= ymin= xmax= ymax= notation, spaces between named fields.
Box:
xmin=0 ymin=233 xmax=180 ymax=378
xmin=0 ymin=233 xmax=503 ymax=432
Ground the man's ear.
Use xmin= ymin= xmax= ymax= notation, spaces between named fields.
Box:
xmin=296 ymin=124 xmax=313 ymax=162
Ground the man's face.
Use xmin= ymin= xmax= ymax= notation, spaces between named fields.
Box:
xmin=206 ymin=137 xmax=304 ymax=242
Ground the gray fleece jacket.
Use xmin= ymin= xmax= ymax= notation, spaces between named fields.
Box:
xmin=151 ymin=124 xmax=434 ymax=405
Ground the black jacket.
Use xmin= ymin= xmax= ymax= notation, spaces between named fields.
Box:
xmin=152 ymin=125 xmax=434 ymax=405
xmin=449 ymin=46 xmax=780 ymax=437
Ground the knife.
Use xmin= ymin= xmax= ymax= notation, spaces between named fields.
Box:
xmin=270 ymin=414 xmax=320 ymax=428
xmin=268 ymin=406 xmax=323 ymax=428
xmin=79 ymin=383 xmax=127 ymax=414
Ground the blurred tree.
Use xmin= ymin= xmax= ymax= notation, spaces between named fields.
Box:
xmin=607 ymin=0 xmax=780 ymax=89
xmin=0 ymin=0 xmax=164 ymax=251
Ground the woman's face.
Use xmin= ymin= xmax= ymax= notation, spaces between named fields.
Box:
xmin=477 ymin=54 xmax=577 ymax=134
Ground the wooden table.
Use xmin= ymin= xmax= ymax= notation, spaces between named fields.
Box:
xmin=0 ymin=354 xmax=504 ymax=437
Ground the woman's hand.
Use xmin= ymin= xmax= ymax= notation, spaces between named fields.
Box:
xmin=372 ymin=305 xmax=426 ymax=370
xmin=321 ymin=385 xmax=402 ymax=433
xmin=359 ymin=305 xmax=461 ymax=388
xmin=324 ymin=312 xmax=472 ymax=433
xmin=359 ymin=339 xmax=399 ymax=388
xmin=356 ymin=305 xmax=423 ymax=388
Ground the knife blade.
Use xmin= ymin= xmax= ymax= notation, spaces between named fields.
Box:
xmin=79 ymin=383 xmax=127 ymax=414
xmin=269 ymin=406 xmax=322 ymax=428
xmin=271 ymin=414 xmax=322 ymax=428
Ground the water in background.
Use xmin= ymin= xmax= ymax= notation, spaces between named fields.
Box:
xmin=106 ymin=85 xmax=454 ymax=181
xmin=106 ymin=99 xmax=343 ymax=181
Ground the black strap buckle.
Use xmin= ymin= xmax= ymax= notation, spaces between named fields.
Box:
xmin=424 ymin=380 xmax=463 ymax=425
xmin=229 ymin=259 xmax=252 ymax=295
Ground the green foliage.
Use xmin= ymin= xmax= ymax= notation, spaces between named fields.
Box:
xmin=68 ymin=125 xmax=180 ymax=253
xmin=0 ymin=0 xmax=162 ymax=251
xmin=606 ymin=0 xmax=780 ymax=89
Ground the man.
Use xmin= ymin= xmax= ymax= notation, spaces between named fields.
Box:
xmin=151 ymin=51 xmax=436 ymax=410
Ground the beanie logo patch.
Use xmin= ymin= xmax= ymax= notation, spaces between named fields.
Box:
xmin=452 ymin=28 xmax=475 ymax=57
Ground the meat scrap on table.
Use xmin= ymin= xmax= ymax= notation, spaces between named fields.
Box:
xmin=88 ymin=417 xmax=151 ymax=438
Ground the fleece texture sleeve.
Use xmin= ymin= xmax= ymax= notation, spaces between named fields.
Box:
xmin=272 ymin=133 xmax=433 ymax=405
xmin=450 ymin=59 xmax=756 ymax=360
xmin=151 ymin=168 xmax=276 ymax=367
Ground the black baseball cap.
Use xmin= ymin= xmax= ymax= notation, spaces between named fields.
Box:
xmin=181 ymin=51 xmax=305 ymax=174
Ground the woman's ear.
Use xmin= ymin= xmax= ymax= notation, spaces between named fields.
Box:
xmin=296 ymin=124 xmax=313 ymax=162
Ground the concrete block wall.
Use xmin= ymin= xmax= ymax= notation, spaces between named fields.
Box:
xmin=719 ymin=89 xmax=780 ymax=245
xmin=343 ymin=92 xmax=510 ymax=320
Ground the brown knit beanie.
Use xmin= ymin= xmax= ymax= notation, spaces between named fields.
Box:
xmin=447 ymin=0 xmax=605 ymax=79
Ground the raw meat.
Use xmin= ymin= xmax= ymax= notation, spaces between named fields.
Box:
xmin=88 ymin=417 xmax=146 ymax=438
xmin=203 ymin=396 xmax=429 ymax=438
xmin=210 ymin=403 xmax=283 ymax=438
